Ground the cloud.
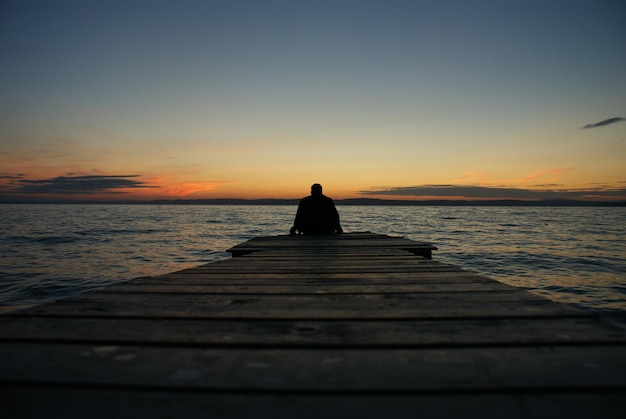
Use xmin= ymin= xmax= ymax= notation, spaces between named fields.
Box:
xmin=360 ymin=184 xmax=626 ymax=200
xmin=1 ymin=150 xmax=32 ymax=161
xmin=582 ymin=117 xmax=625 ymax=129
xmin=0 ymin=174 xmax=25 ymax=180
xmin=0 ymin=173 xmax=25 ymax=189
xmin=606 ymin=138 xmax=625 ymax=150
xmin=14 ymin=175 xmax=154 ymax=195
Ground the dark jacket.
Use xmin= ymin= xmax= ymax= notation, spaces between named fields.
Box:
xmin=292 ymin=193 xmax=342 ymax=234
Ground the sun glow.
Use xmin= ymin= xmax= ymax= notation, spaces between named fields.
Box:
xmin=1 ymin=1 xmax=624 ymax=203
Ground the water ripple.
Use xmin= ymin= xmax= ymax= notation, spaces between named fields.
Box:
xmin=0 ymin=204 xmax=624 ymax=323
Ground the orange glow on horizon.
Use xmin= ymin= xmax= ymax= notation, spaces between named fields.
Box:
xmin=1 ymin=167 xmax=624 ymax=202
xmin=160 ymin=182 xmax=234 ymax=198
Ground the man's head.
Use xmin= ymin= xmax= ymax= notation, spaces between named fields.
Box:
xmin=311 ymin=183 xmax=323 ymax=195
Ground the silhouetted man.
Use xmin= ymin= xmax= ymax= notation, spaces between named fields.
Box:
xmin=290 ymin=184 xmax=343 ymax=235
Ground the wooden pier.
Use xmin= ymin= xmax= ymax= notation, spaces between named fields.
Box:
xmin=1 ymin=232 xmax=625 ymax=418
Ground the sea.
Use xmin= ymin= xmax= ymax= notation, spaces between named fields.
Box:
xmin=1 ymin=204 xmax=625 ymax=325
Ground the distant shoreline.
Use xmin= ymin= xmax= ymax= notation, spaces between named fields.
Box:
xmin=1 ymin=198 xmax=624 ymax=207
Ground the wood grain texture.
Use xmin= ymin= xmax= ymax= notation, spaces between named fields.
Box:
xmin=1 ymin=232 xmax=625 ymax=418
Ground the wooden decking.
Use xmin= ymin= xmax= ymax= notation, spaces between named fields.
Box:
xmin=1 ymin=232 xmax=625 ymax=418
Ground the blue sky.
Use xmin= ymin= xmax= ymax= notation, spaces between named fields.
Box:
xmin=1 ymin=0 xmax=625 ymax=201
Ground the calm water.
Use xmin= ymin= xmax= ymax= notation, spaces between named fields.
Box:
xmin=1 ymin=204 xmax=625 ymax=323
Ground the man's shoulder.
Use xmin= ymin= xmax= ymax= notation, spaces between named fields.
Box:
xmin=301 ymin=194 xmax=334 ymax=203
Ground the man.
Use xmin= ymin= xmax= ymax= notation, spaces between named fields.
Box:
xmin=290 ymin=183 xmax=343 ymax=235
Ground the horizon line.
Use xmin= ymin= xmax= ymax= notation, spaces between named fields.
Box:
xmin=0 ymin=197 xmax=624 ymax=207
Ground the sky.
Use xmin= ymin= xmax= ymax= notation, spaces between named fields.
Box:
xmin=1 ymin=0 xmax=625 ymax=202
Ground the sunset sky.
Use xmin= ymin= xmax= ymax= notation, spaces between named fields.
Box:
xmin=1 ymin=0 xmax=625 ymax=202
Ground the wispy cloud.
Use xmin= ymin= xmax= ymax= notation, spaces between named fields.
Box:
xmin=13 ymin=175 xmax=154 ymax=195
xmin=0 ymin=173 xmax=25 ymax=189
xmin=514 ymin=167 xmax=576 ymax=183
xmin=582 ymin=117 xmax=625 ymax=129
xmin=0 ymin=174 xmax=25 ymax=180
xmin=606 ymin=138 xmax=625 ymax=150
xmin=360 ymin=184 xmax=626 ymax=200
xmin=1 ymin=150 xmax=32 ymax=161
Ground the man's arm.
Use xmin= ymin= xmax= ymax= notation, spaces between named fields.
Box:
xmin=330 ymin=198 xmax=343 ymax=233
xmin=290 ymin=200 xmax=304 ymax=235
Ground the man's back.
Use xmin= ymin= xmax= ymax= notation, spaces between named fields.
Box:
xmin=291 ymin=184 xmax=342 ymax=235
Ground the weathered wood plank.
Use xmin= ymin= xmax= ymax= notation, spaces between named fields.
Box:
xmin=164 ymin=266 xmax=463 ymax=274
xmin=228 ymin=235 xmax=435 ymax=247
xmin=227 ymin=233 xmax=438 ymax=258
xmin=194 ymin=256 xmax=443 ymax=266
xmin=2 ymin=317 xmax=624 ymax=346
xmin=168 ymin=260 xmax=455 ymax=272
xmin=234 ymin=254 xmax=429 ymax=259
xmin=229 ymin=233 xmax=432 ymax=245
xmin=10 ymin=292 xmax=585 ymax=319
xmin=219 ymin=258 xmax=432 ymax=265
xmin=236 ymin=258 xmax=439 ymax=264
xmin=141 ymin=271 xmax=496 ymax=284
xmin=4 ymin=387 xmax=625 ymax=419
xmin=96 ymin=282 xmax=522 ymax=294
xmin=2 ymin=343 xmax=625 ymax=390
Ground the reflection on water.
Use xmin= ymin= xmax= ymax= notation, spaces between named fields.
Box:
xmin=1 ymin=204 xmax=625 ymax=321
xmin=362 ymin=206 xmax=626 ymax=318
